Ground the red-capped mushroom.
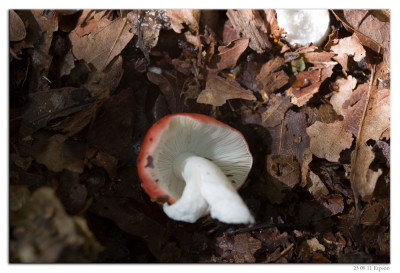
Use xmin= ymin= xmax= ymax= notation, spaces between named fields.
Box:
xmin=137 ymin=113 xmax=254 ymax=224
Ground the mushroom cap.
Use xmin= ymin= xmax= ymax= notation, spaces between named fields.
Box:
xmin=137 ymin=113 xmax=253 ymax=204
xmin=276 ymin=9 xmax=330 ymax=46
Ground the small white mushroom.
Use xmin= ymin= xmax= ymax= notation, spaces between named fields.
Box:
xmin=276 ymin=9 xmax=331 ymax=46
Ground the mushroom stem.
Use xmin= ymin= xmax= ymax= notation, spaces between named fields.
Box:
xmin=163 ymin=152 xmax=255 ymax=224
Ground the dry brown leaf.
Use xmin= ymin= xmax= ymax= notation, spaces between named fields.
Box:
xmin=89 ymin=149 xmax=118 ymax=180
xmin=331 ymin=34 xmax=366 ymax=62
xmin=10 ymin=10 xmax=26 ymax=42
xmin=23 ymin=87 xmax=96 ymax=132
xmin=69 ymin=16 xmax=135 ymax=71
xmin=341 ymin=83 xmax=369 ymax=136
xmin=73 ymin=10 xmax=103 ymax=38
xmin=256 ymin=57 xmax=289 ymax=94
xmin=226 ymin=10 xmax=272 ymax=53
xmin=147 ymin=71 xmax=183 ymax=113
xmin=308 ymin=171 xmax=329 ymax=199
xmin=343 ymin=10 xmax=390 ymax=67
xmin=261 ymin=94 xmax=292 ymax=127
xmin=321 ymin=194 xmax=344 ymax=215
xmin=222 ymin=20 xmax=239 ymax=45
xmin=303 ymin=52 xmax=336 ymax=64
xmin=287 ymin=66 xmax=334 ymax=107
xmin=232 ymin=233 xmax=262 ymax=263
xmin=83 ymin=55 xmax=124 ymax=97
xmin=307 ymin=121 xmax=353 ymax=162
xmin=32 ymin=134 xmax=85 ymax=173
xmin=167 ymin=10 xmax=200 ymax=33
xmin=268 ymin=110 xmax=310 ymax=165
xmin=351 ymin=86 xmax=390 ymax=200
xmin=267 ymin=155 xmax=300 ymax=189
xmin=207 ymin=38 xmax=249 ymax=78
xmin=330 ymin=76 xmax=358 ymax=117
xmin=197 ymin=76 xmax=256 ymax=107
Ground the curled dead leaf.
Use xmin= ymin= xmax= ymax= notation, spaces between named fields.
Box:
xmin=207 ymin=38 xmax=249 ymax=78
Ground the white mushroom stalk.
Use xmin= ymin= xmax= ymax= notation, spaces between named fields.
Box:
xmin=164 ymin=152 xmax=255 ymax=224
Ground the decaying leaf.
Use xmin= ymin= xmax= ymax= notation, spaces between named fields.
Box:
xmin=331 ymin=34 xmax=366 ymax=62
xmin=269 ymin=110 xmax=310 ymax=165
xmin=69 ymin=15 xmax=135 ymax=71
xmin=256 ymin=57 xmax=289 ymax=94
xmin=32 ymin=133 xmax=86 ymax=173
xmin=287 ymin=66 xmax=334 ymax=107
xmin=147 ymin=71 xmax=184 ymax=113
xmin=330 ymin=76 xmax=358 ymax=117
xmin=351 ymin=85 xmax=390 ymax=200
xmin=307 ymin=121 xmax=353 ymax=162
xmin=217 ymin=232 xmax=262 ymax=263
xmin=10 ymin=10 xmax=26 ymax=42
xmin=308 ymin=171 xmax=329 ymax=199
xmin=197 ymin=76 xmax=256 ymax=106
xmin=87 ymin=148 xmax=119 ymax=180
xmin=207 ymin=38 xmax=249 ymax=78
xmin=331 ymin=34 xmax=366 ymax=72
xmin=321 ymin=194 xmax=344 ymax=215
xmin=226 ymin=10 xmax=272 ymax=53
xmin=167 ymin=10 xmax=200 ymax=33
xmin=335 ymin=10 xmax=390 ymax=67
xmin=22 ymin=87 xmax=96 ymax=133
xmin=266 ymin=154 xmax=300 ymax=189
xmin=261 ymin=94 xmax=292 ymax=127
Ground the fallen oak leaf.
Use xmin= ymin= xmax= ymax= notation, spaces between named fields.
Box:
xmin=197 ymin=76 xmax=256 ymax=107
xmin=306 ymin=121 xmax=353 ymax=162
xmin=331 ymin=34 xmax=366 ymax=62
xmin=331 ymin=34 xmax=366 ymax=73
xmin=333 ymin=10 xmax=390 ymax=68
xmin=287 ymin=66 xmax=334 ymax=107
xmin=69 ymin=15 xmax=135 ymax=71
xmin=351 ymin=86 xmax=390 ymax=201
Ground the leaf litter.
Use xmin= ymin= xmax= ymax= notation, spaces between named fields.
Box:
xmin=9 ymin=9 xmax=390 ymax=263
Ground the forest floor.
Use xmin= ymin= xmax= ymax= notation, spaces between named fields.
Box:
xmin=9 ymin=9 xmax=390 ymax=263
